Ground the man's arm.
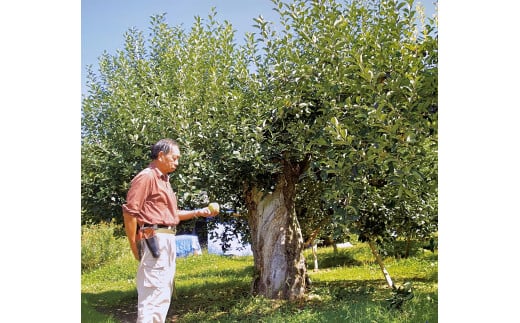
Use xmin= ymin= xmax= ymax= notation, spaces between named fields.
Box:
xmin=123 ymin=212 xmax=140 ymax=261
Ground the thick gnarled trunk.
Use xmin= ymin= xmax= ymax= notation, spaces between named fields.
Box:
xmin=245 ymin=162 xmax=307 ymax=300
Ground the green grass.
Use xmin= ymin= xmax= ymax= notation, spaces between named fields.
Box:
xmin=82 ymin=242 xmax=437 ymax=322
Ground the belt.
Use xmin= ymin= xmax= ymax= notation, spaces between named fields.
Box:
xmin=142 ymin=224 xmax=176 ymax=234
xmin=155 ymin=228 xmax=176 ymax=234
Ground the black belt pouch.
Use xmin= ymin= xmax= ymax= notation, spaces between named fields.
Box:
xmin=145 ymin=235 xmax=161 ymax=258
xmin=140 ymin=227 xmax=161 ymax=258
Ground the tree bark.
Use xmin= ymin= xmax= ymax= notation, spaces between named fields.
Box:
xmin=244 ymin=160 xmax=307 ymax=300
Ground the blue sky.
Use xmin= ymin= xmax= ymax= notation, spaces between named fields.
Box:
xmin=82 ymin=0 xmax=437 ymax=94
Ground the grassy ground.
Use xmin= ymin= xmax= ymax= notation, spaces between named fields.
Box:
xmin=82 ymin=242 xmax=438 ymax=322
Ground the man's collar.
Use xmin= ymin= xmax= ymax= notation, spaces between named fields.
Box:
xmin=149 ymin=163 xmax=169 ymax=181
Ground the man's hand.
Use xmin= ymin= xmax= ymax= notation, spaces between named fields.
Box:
xmin=200 ymin=206 xmax=219 ymax=217
xmin=179 ymin=206 xmax=219 ymax=221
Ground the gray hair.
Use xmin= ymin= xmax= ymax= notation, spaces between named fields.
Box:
xmin=150 ymin=138 xmax=179 ymax=160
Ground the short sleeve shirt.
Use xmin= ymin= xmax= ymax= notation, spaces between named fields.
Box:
xmin=122 ymin=165 xmax=178 ymax=225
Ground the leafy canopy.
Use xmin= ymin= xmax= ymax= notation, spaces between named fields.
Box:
xmin=82 ymin=0 xmax=437 ymax=245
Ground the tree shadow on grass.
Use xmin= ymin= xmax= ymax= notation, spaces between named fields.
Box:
xmin=83 ymin=290 xmax=137 ymax=323
xmin=85 ymin=254 xmax=436 ymax=323
xmin=307 ymin=249 xmax=364 ymax=270
xmin=86 ymin=276 xmax=435 ymax=323
xmin=85 ymin=281 xmax=252 ymax=322
xmin=84 ymin=267 xmax=253 ymax=323
xmin=309 ymin=278 xmax=386 ymax=301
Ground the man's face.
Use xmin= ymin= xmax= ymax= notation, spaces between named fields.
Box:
xmin=158 ymin=146 xmax=181 ymax=174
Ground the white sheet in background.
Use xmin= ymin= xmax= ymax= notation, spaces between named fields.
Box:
xmin=207 ymin=223 xmax=253 ymax=256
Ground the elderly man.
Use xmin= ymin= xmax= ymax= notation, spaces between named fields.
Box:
xmin=122 ymin=138 xmax=218 ymax=323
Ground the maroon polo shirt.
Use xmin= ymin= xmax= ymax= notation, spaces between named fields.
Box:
xmin=122 ymin=164 xmax=178 ymax=226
